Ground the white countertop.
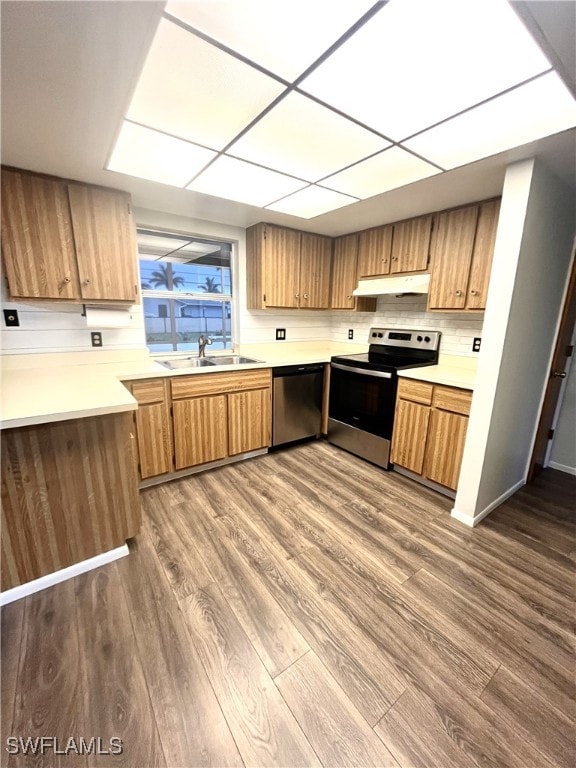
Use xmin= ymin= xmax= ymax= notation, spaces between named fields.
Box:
xmin=1 ymin=342 xmax=367 ymax=429
xmin=398 ymin=354 xmax=477 ymax=389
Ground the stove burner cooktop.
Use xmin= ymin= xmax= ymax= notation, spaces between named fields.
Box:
xmin=331 ymin=327 xmax=441 ymax=373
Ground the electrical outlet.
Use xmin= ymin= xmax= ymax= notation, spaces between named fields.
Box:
xmin=3 ymin=309 xmax=19 ymax=327
xmin=91 ymin=331 xmax=103 ymax=347
xmin=348 ymin=329 xmax=354 ymax=340
xmin=473 ymin=337 xmax=481 ymax=352
xmin=275 ymin=328 xmax=286 ymax=341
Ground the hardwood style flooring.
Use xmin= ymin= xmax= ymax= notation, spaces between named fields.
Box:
xmin=2 ymin=441 xmax=575 ymax=767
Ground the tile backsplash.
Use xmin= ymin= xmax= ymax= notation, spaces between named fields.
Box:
xmin=329 ymin=294 xmax=484 ymax=356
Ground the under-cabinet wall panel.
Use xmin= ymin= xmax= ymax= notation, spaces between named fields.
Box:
xmin=1 ymin=412 xmax=140 ymax=591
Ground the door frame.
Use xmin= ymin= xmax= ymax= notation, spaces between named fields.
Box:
xmin=528 ymin=249 xmax=576 ymax=481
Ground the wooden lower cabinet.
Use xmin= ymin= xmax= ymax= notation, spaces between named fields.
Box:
xmin=126 ymin=378 xmax=173 ymax=479
xmin=228 ymin=388 xmax=271 ymax=455
xmin=129 ymin=369 xmax=273 ymax=476
xmin=424 ymin=409 xmax=469 ymax=490
xmin=1 ymin=412 xmax=140 ymax=591
xmin=173 ymin=395 xmax=228 ymax=469
xmin=390 ymin=399 xmax=430 ymax=474
xmin=391 ymin=379 xmax=472 ymax=492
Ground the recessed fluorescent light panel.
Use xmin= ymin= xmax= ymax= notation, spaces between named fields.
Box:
xmin=107 ymin=0 xmax=576 ymax=220
xmin=405 ymin=72 xmax=576 ymax=169
xmin=107 ymin=121 xmax=216 ymax=187
xmin=165 ymin=0 xmax=376 ymax=81
xmin=229 ymin=91 xmax=390 ymax=181
xmin=299 ymin=0 xmax=552 ymax=141
xmin=126 ymin=18 xmax=285 ymax=149
xmin=187 ymin=155 xmax=307 ymax=207
xmin=266 ymin=185 xmax=358 ymax=219
xmin=324 ymin=146 xmax=441 ymax=199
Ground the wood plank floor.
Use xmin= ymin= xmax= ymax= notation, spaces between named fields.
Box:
xmin=2 ymin=441 xmax=575 ymax=767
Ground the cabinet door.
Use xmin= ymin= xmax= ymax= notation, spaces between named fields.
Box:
xmin=263 ymin=225 xmax=301 ymax=308
xmin=173 ymin=395 xmax=227 ymax=469
xmin=330 ymin=235 xmax=358 ymax=309
xmin=424 ymin=409 xmax=468 ymax=490
xmin=428 ymin=206 xmax=478 ymax=310
xmin=228 ymin=388 xmax=271 ymax=455
xmin=466 ymin=199 xmax=500 ymax=310
xmin=357 ymin=225 xmax=392 ymax=277
xmin=391 ymin=215 xmax=432 ymax=273
xmin=390 ymin=399 xmax=430 ymax=474
xmin=129 ymin=378 xmax=173 ymax=479
xmin=1 ymin=169 xmax=80 ymax=299
xmin=300 ymin=233 xmax=332 ymax=308
xmin=68 ymin=185 xmax=139 ymax=302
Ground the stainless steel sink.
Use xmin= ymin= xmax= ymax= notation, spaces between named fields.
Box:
xmin=157 ymin=355 xmax=263 ymax=370
xmin=157 ymin=357 xmax=216 ymax=370
xmin=206 ymin=355 xmax=263 ymax=365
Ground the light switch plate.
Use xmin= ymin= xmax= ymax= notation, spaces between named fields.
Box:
xmin=276 ymin=328 xmax=286 ymax=340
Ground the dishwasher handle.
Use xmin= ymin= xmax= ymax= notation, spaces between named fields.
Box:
xmin=273 ymin=363 xmax=325 ymax=377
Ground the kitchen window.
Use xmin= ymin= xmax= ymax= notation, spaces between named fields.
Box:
xmin=137 ymin=228 xmax=234 ymax=353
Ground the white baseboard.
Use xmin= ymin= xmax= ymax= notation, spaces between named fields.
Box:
xmin=451 ymin=478 xmax=525 ymax=528
xmin=547 ymin=460 xmax=576 ymax=476
xmin=0 ymin=544 xmax=129 ymax=606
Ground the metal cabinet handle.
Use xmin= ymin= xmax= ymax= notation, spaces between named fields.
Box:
xmin=303 ymin=293 xmax=309 ymax=299
xmin=295 ymin=293 xmax=299 ymax=298
xmin=552 ymin=371 xmax=567 ymax=379
xmin=455 ymin=289 xmax=463 ymax=296
xmin=63 ymin=276 xmax=70 ymax=283
xmin=84 ymin=278 xmax=91 ymax=285
xmin=470 ymin=289 xmax=479 ymax=296
xmin=346 ymin=295 xmax=352 ymax=299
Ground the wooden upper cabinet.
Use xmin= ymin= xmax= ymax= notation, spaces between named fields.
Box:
xmin=391 ymin=215 xmax=432 ymax=274
xmin=1 ymin=167 xmax=139 ymax=303
xmin=68 ymin=185 xmax=138 ymax=302
xmin=331 ymin=234 xmax=358 ymax=309
xmin=300 ymin=233 xmax=332 ymax=309
xmin=466 ymin=199 xmax=500 ymax=310
xmin=427 ymin=205 xmax=479 ymax=310
xmin=357 ymin=225 xmax=392 ymax=277
xmin=246 ymin=223 xmax=331 ymax=309
xmin=1 ymin=169 xmax=80 ymax=299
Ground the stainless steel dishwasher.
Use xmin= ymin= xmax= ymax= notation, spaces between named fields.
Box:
xmin=272 ymin=364 xmax=325 ymax=446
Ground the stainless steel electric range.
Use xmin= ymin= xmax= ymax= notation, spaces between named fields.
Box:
xmin=327 ymin=327 xmax=441 ymax=469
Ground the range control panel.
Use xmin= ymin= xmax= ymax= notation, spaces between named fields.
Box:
xmin=368 ymin=327 xmax=441 ymax=351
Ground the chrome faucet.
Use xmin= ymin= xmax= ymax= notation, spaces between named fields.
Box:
xmin=198 ymin=334 xmax=212 ymax=357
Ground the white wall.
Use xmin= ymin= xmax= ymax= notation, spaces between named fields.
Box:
xmin=0 ymin=280 xmax=145 ymax=354
xmin=454 ymin=158 xmax=576 ymax=526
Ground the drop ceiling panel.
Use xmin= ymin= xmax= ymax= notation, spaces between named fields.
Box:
xmin=187 ymin=155 xmax=307 ymax=207
xmin=229 ymin=91 xmax=390 ymax=181
xmin=126 ymin=18 xmax=285 ymax=149
xmin=300 ymin=0 xmax=552 ymax=141
xmin=405 ymin=72 xmax=576 ymax=170
xmin=266 ymin=185 xmax=358 ymax=219
xmin=107 ymin=121 xmax=216 ymax=186
xmin=164 ymin=0 xmax=376 ymax=81
xmin=323 ymin=146 xmax=442 ymax=198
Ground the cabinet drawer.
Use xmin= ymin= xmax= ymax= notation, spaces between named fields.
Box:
xmin=130 ymin=378 xmax=167 ymax=405
xmin=397 ymin=378 xmax=433 ymax=405
xmin=432 ymin=386 xmax=472 ymax=415
xmin=171 ymin=369 xmax=271 ymax=399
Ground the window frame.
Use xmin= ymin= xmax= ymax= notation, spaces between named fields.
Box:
xmin=136 ymin=226 xmax=236 ymax=355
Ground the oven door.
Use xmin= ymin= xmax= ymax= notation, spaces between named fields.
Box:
xmin=328 ymin=362 xmax=397 ymax=439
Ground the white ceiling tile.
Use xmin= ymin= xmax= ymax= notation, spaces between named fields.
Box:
xmin=187 ymin=155 xmax=307 ymax=207
xmin=300 ymin=0 xmax=552 ymax=141
xmin=126 ymin=18 xmax=285 ymax=149
xmin=107 ymin=121 xmax=216 ymax=186
xmin=324 ymin=146 xmax=441 ymax=198
xmin=165 ymin=0 xmax=376 ymax=81
xmin=266 ymin=185 xmax=357 ymax=219
xmin=404 ymin=72 xmax=576 ymax=170
xmin=229 ymin=91 xmax=390 ymax=181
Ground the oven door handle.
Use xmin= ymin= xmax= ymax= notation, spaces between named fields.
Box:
xmin=331 ymin=362 xmax=393 ymax=379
